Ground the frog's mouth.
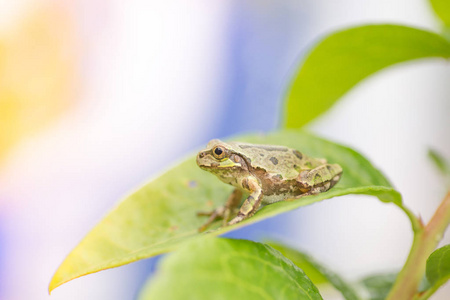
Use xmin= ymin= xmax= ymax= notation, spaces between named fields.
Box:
xmin=198 ymin=160 xmax=240 ymax=170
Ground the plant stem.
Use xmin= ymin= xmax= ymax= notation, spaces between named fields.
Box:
xmin=386 ymin=192 xmax=450 ymax=300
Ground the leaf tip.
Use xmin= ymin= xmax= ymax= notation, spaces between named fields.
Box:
xmin=48 ymin=270 xmax=66 ymax=294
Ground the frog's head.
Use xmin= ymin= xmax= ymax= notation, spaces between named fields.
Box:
xmin=197 ymin=139 xmax=249 ymax=178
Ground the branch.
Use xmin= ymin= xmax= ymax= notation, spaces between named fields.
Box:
xmin=386 ymin=192 xmax=450 ymax=300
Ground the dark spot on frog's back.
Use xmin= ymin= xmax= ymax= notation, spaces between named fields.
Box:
xmin=315 ymin=173 xmax=321 ymax=181
xmin=293 ymin=150 xmax=303 ymax=160
xmin=269 ymin=157 xmax=278 ymax=165
xmin=272 ymin=174 xmax=283 ymax=180
xmin=326 ymin=165 xmax=333 ymax=172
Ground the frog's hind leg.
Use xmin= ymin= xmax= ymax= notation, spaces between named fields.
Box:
xmin=197 ymin=188 xmax=243 ymax=232
xmin=329 ymin=173 xmax=341 ymax=189
xmin=297 ymin=164 xmax=343 ymax=196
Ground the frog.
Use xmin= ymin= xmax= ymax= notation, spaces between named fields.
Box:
xmin=196 ymin=139 xmax=343 ymax=232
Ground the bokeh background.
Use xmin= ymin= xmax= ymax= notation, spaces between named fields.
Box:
xmin=0 ymin=0 xmax=449 ymax=299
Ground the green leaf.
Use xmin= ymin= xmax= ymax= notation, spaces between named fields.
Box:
xmin=425 ymin=245 xmax=450 ymax=294
xmin=428 ymin=149 xmax=450 ymax=177
xmin=430 ymin=0 xmax=450 ymax=27
xmin=49 ymin=130 xmax=403 ymax=292
xmin=267 ymin=242 xmax=360 ymax=300
xmin=138 ymin=238 xmax=323 ymax=300
xmin=428 ymin=149 xmax=450 ymax=189
xmin=284 ymin=25 xmax=450 ymax=128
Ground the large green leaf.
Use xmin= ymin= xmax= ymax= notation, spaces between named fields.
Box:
xmin=138 ymin=238 xmax=323 ymax=300
xmin=284 ymin=25 xmax=450 ymax=128
xmin=430 ymin=0 xmax=450 ymax=27
xmin=49 ymin=130 xmax=404 ymax=292
xmin=268 ymin=242 xmax=360 ymax=300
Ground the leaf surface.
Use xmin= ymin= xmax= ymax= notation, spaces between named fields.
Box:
xmin=268 ymin=242 xmax=360 ymax=300
xmin=284 ymin=25 xmax=450 ymax=128
xmin=138 ymin=238 xmax=323 ymax=300
xmin=49 ymin=130 xmax=401 ymax=291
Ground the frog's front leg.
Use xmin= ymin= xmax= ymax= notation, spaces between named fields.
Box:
xmin=228 ymin=176 xmax=263 ymax=225
xmin=197 ymin=188 xmax=243 ymax=232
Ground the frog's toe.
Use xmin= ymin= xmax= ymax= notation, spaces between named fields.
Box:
xmin=197 ymin=211 xmax=214 ymax=217
xmin=228 ymin=215 xmax=244 ymax=226
xmin=198 ymin=217 xmax=217 ymax=232
xmin=197 ymin=206 xmax=228 ymax=232
xmin=197 ymin=206 xmax=226 ymax=217
xmin=198 ymin=223 xmax=212 ymax=233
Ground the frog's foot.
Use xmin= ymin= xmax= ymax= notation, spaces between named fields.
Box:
xmin=197 ymin=206 xmax=234 ymax=232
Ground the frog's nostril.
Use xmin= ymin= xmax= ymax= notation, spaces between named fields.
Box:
xmin=196 ymin=152 xmax=205 ymax=166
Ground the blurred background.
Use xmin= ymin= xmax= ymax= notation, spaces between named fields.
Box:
xmin=0 ymin=0 xmax=449 ymax=299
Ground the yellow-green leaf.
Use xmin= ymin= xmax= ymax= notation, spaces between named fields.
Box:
xmin=430 ymin=0 xmax=450 ymax=27
xmin=284 ymin=25 xmax=450 ymax=128
xmin=49 ymin=130 xmax=404 ymax=292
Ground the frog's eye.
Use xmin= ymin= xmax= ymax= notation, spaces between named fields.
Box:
xmin=212 ymin=146 xmax=226 ymax=160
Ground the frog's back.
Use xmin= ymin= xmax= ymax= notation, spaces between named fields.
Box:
xmin=228 ymin=142 xmax=323 ymax=179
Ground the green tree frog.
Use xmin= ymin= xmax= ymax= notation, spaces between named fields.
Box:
xmin=196 ymin=139 xmax=342 ymax=232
